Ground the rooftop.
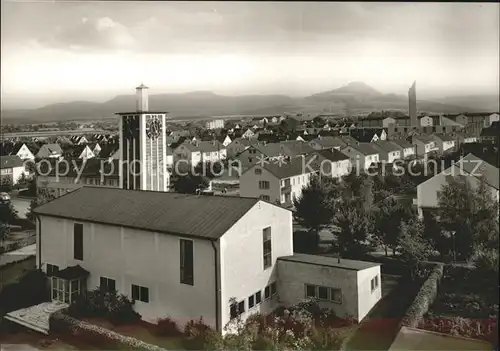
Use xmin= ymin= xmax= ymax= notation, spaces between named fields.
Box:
xmin=457 ymin=153 xmax=499 ymax=190
xmin=278 ymin=253 xmax=380 ymax=271
xmin=34 ymin=187 xmax=261 ymax=240
xmin=0 ymin=155 xmax=24 ymax=169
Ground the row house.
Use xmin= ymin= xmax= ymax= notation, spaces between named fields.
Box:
xmin=312 ymin=149 xmax=352 ymax=178
xmin=341 ymin=143 xmax=380 ymax=171
xmin=480 ymin=121 xmax=499 ymax=145
xmin=430 ymin=134 xmax=456 ymax=154
xmin=206 ymin=119 xmax=225 ymax=130
xmin=240 ymin=155 xmax=320 ymax=207
xmin=371 ymin=141 xmax=402 ymax=164
xmin=389 ymin=139 xmax=416 ymax=159
xmin=226 ymin=138 xmax=261 ymax=158
xmin=70 ymin=135 xmax=89 ymax=145
xmin=63 ymin=145 xmax=96 ymax=160
xmin=412 ymin=135 xmax=439 ymax=157
xmin=173 ymin=140 xmax=227 ymax=166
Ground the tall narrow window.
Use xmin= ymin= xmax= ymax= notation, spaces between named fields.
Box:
xmin=263 ymin=227 xmax=272 ymax=269
xmin=73 ymin=223 xmax=83 ymax=260
xmin=180 ymin=239 xmax=194 ymax=285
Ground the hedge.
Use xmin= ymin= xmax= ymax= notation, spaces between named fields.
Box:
xmin=50 ymin=311 xmax=167 ymax=351
xmin=400 ymin=263 xmax=444 ymax=328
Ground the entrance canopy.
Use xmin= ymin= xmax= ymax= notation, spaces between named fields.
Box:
xmin=52 ymin=265 xmax=89 ymax=280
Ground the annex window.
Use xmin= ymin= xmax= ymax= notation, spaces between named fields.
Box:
xmin=264 ymin=285 xmax=270 ymax=299
xmin=100 ymin=277 xmax=116 ymax=292
xmin=131 ymin=284 xmax=149 ymax=303
xmin=73 ymin=223 xmax=83 ymax=261
xmin=255 ymin=291 xmax=262 ymax=304
xmin=46 ymin=264 xmax=59 ymax=276
xmin=259 ymin=180 xmax=270 ymax=189
xmin=263 ymin=227 xmax=272 ymax=269
xmin=230 ymin=300 xmax=245 ymax=320
xmin=180 ymin=239 xmax=194 ymax=285
xmin=270 ymin=282 xmax=277 ymax=296
xmin=260 ymin=195 xmax=270 ymax=201
xmin=248 ymin=295 xmax=255 ymax=309
xmin=305 ymin=284 xmax=316 ymax=298
xmin=318 ymin=286 xmax=329 ymax=300
xmin=254 ymin=168 xmax=262 ymax=175
xmin=330 ymin=288 xmax=342 ymax=303
xmin=371 ymin=275 xmax=379 ymax=293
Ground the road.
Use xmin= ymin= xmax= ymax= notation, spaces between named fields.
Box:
xmin=0 ymin=244 xmax=36 ymax=267
xmin=9 ymin=192 xmax=31 ymax=219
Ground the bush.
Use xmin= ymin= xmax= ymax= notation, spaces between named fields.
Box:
xmin=401 ymin=264 xmax=444 ymax=328
xmin=418 ymin=316 xmax=497 ymax=342
xmin=68 ymin=287 xmax=140 ymax=326
xmin=154 ymin=317 xmax=181 ymax=337
xmin=50 ymin=311 xmax=166 ymax=351
xmin=183 ymin=317 xmax=212 ymax=350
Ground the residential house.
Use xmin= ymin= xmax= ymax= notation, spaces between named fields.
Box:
xmin=240 ymin=155 xmax=319 ymax=207
xmin=206 ymin=119 xmax=225 ymax=130
xmin=312 ymin=149 xmax=352 ymax=178
xmin=36 ymin=144 xmax=63 ymax=159
xmin=89 ymin=143 xmax=102 ymax=155
xmin=419 ymin=116 xmax=434 ymax=127
xmin=173 ymin=141 xmax=202 ymax=166
xmin=33 ymin=187 xmax=382 ymax=333
xmin=197 ymin=140 xmax=227 ymax=163
xmin=309 ymin=136 xmax=346 ymax=152
xmin=70 ymin=136 xmax=88 ymax=145
xmin=64 ymin=145 xmax=96 ymax=160
xmin=412 ymin=135 xmax=439 ymax=157
xmin=36 ymin=159 xmax=120 ymax=198
xmin=372 ymin=141 xmax=402 ymax=163
xmin=480 ymin=122 xmax=499 ymax=145
xmin=242 ymin=128 xmax=256 ymax=139
xmin=431 ymin=134 xmax=456 ymax=154
xmin=226 ymin=138 xmax=261 ymax=158
xmin=0 ymin=155 xmax=27 ymax=185
xmin=0 ymin=142 xmax=36 ymax=160
xmin=388 ymin=139 xmax=416 ymax=159
xmin=349 ymin=128 xmax=387 ymax=143
xmin=201 ymin=135 xmax=232 ymax=148
xmin=453 ymin=132 xmax=478 ymax=146
xmin=416 ymin=153 xmax=499 ymax=218
xmin=340 ymin=143 xmax=380 ymax=171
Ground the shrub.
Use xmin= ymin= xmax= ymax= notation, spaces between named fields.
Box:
xmin=154 ymin=317 xmax=181 ymax=337
xmin=401 ymin=264 xmax=444 ymax=328
xmin=418 ymin=315 xmax=497 ymax=342
xmin=68 ymin=287 xmax=140 ymax=325
xmin=183 ymin=317 xmax=212 ymax=350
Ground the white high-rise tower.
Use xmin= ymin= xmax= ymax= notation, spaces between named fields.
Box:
xmin=117 ymin=84 xmax=170 ymax=191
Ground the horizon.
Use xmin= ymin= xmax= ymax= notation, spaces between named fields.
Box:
xmin=1 ymin=2 xmax=499 ymax=109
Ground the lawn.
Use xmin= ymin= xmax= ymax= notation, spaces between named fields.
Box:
xmin=83 ymin=317 xmax=185 ymax=350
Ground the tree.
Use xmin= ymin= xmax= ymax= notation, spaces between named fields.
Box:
xmin=398 ymin=218 xmax=432 ymax=280
xmin=0 ymin=201 xmax=18 ymax=225
xmin=372 ymin=197 xmax=410 ymax=256
xmin=438 ymin=175 xmax=499 ymax=260
xmin=171 ymin=173 xmax=209 ymax=194
xmin=422 ymin=212 xmax=448 ymax=259
xmin=26 ymin=188 xmax=55 ymax=222
xmin=332 ymin=198 xmax=371 ymax=260
xmin=293 ymin=176 xmax=334 ymax=250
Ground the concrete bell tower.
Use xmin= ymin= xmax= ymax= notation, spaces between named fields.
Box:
xmin=116 ymin=84 xmax=170 ymax=192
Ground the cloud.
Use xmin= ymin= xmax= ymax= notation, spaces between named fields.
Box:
xmin=41 ymin=16 xmax=135 ymax=51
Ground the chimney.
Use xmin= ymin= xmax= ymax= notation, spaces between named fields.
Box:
xmin=136 ymin=83 xmax=149 ymax=112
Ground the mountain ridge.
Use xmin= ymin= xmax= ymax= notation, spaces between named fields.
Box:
xmin=2 ymin=82 xmax=497 ymax=124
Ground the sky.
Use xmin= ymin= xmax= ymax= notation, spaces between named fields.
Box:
xmin=1 ymin=1 xmax=499 ymax=109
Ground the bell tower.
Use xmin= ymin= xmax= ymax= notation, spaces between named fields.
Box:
xmin=116 ymin=84 xmax=170 ymax=192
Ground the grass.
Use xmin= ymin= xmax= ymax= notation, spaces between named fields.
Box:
xmin=344 ymin=274 xmax=423 ymax=351
xmin=0 ymin=256 xmax=36 ymax=288
xmin=83 ymin=317 xmax=185 ymax=350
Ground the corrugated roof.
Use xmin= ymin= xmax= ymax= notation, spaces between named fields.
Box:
xmin=34 ymin=187 xmax=260 ymax=240
xmin=278 ymin=253 xmax=380 ymax=271
xmin=0 ymin=155 xmax=24 ymax=169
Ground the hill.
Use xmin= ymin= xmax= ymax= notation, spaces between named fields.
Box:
xmin=1 ymin=82 xmax=488 ymax=124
